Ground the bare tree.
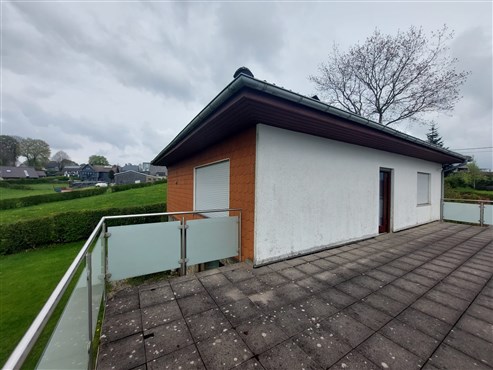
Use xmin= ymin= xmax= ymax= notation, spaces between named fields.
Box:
xmin=309 ymin=26 xmax=469 ymax=126
xmin=19 ymin=138 xmax=51 ymax=169
xmin=51 ymin=150 xmax=71 ymax=169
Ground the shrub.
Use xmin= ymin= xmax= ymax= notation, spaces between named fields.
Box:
xmin=0 ymin=203 xmax=166 ymax=254
xmin=0 ymin=187 xmax=108 ymax=210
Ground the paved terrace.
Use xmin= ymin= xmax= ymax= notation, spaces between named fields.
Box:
xmin=97 ymin=222 xmax=493 ymax=370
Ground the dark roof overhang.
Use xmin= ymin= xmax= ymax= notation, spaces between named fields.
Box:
xmin=152 ymin=75 xmax=466 ymax=167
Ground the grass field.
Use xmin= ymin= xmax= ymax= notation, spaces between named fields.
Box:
xmin=0 ymin=183 xmax=70 ymax=200
xmin=0 ymin=242 xmax=82 ymax=367
xmin=1 ymin=182 xmax=167 ymax=224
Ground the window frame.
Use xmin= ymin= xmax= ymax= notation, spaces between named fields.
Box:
xmin=417 ymin=172 xmax=431 ymax=206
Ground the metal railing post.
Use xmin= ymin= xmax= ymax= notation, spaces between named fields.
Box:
xmin=86 ymin=253 xmax=93 ymax=369
xmin=440 ymin=198 xmax=444 ymax=222
xmin=238 ymin=211 xmax=242 ymax=262
xmin=103 ymin=222 xmax=110 ymax=284
xmin=179 ymin=217 xmax=188 ymax=276
xmin=480 ymin=201 xmax=485 ymax=227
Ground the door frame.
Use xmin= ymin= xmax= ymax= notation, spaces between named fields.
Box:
xmin=379 ymin=168 xmax=393 ymax=233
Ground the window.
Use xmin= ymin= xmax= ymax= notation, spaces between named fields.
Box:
xmin=417 ymin=172 xmax=430 ymax=205
xmin=194 ymin=160 xmax=230 ymax=217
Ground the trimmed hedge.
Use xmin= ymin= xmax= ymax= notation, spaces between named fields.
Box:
xmin=0 ymin=203 xmax=166 ymax=254
xmin=0 ymin=182 xmax=32 ymax=190
xmin=0 ymin=187 xmax=108 ymax=210
xmin=111 ymin=180 xmax=166 ymax=193
xmin=4 ymin=176 xmax=69 ymax=184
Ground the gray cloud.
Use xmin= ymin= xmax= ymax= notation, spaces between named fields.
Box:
xmin=2 ymin=1 xmax=491 ymax=168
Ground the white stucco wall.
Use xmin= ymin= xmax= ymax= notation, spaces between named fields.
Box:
xmin=254 ymin=124 xmax=442 ymax=265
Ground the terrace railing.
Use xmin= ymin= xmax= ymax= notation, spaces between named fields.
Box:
xmin=4 ymin=209 xmax=241 ymax=370
xmin=442 ymin=198 xmax=492 ymax=226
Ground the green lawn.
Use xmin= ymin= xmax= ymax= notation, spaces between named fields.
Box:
xmin=0 ymin=183 xmax=70 ymax=200
xmin=1 ymin=182 xmax=167 ymax=224
xmin=0 ymin=242 xmax=82 ymax=367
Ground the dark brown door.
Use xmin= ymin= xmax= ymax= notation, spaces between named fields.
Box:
xmin=379 ymin=170 xmax=391 ymax=233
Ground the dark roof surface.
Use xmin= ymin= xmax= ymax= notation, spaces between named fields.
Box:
xmin=0 ymin=166 xmax=39 ymax=179
xmin=152 ymin=74 xmax=466 ymax=166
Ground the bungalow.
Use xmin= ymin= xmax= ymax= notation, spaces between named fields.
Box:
xmin=152 ymin=68 xmax=466 ymax=266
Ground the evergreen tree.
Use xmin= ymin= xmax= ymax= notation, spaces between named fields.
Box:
xmin=426 ymin=123 xmax=445 ymax=147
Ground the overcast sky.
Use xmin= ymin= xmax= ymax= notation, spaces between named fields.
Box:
xmin=2 ymin=1 xmax=492 ymax=169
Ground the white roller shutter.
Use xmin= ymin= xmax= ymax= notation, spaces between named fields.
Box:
xmin=194 ymin=160 xmax=230 ymax=217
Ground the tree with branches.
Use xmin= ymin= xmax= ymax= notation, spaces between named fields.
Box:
xmin=89 ymin=155 xmax=109 ymax=166
xmin=19 ymin=138 xmax=51 ymax=169
xmin=309 ymin=25 xmax=469 ymax=126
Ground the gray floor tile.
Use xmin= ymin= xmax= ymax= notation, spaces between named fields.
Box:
xmin=185 ymin=307 xmax=231 ymax=341
xmin=294 ymin=326 xmax=352 ymax=368
xmin=101 ymin=309 xmax=142 ymax=343
xmin=258 ymin=340 xmax=322 ymax=370
xmin=445 ymin=328 xmax=493 ymax=366
xmin=197 ymin=329 xmax=253 ymax=370
xmin=427 ymin=344 xmax=491 ymax=370
xmin=141 ymin=300 xmax=182 ymax=330
xmin=379 ymin=319 xmax=439 ymax=359
xmin=358 ymin=333 xmax=423 ymax=370
xmin=396 ymin=308 xmax=452 ymax=341
xmin=344 ymin=302 xmax=392 ymax=331
xmin=237 ymin=315 xmax=289 ymax=354
xmin=456 ymin=315 xmax=493 ymax=343
xmin=177 ymin=291 xmax=217 ymax=317
xmin=330 ymin=351 xmax=378 ymax=369
xmin=139 ymin=285 xmax=175 ymax=308
xmin=322 ymin=311 xmax=373 ymax=347
xmin=412 ymin=298 xmax=462 ymax=325
xmin=143 ymin=319 xmax=193 ymax=361
xmin=98 ymin=333 xmax=145 ymax=370
xmin=220 ymin=298 xmax=262 ymax=326
xmin=147 ymin=344 xmax=205 ymax=370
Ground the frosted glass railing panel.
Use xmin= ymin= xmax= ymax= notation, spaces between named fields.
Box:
xmin=108 ymin=221 xmax=180 ymax=281
xmin=443 ymin=202 xmax=480 ymax=224
xmin=36 ymin=266 xmax=88 ymax=369
xmin=91 ymin=239 xmax=104 ymax=334
xmin=187 ymin=216 xmax=238 ymax=266
xmin=484 ymin=205 xmax=493 ymax=225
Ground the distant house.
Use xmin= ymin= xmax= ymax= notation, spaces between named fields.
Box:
xmin=114 ymin=170 xmax=160 ymax=185
xmin=121 ymin=163 xmax=140 ymax=172
xmin=0 ymin=166 xmax=39 ymax=179
xmin=36 ymin=170 xmax=47 ymax=178
xmin=63 ymin=165 xmax=82 ymax=178
xmin=79 ymin=165 xmax=118 ymax=182
xmin=44 ymin=161 xmax=60 ymax=176
xmin=149 ymin=165 xmax=167 ymax=177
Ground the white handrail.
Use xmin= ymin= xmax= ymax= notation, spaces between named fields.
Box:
xmin=4 ymin=208 xmax=241 ymax=370
xmin=3 ymin=218 xmax=105 ymax=370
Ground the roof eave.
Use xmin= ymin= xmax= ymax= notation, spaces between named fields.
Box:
xmin=152 ymin=75 xmax=466 ymax=166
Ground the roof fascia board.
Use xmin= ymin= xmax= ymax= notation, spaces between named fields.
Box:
xmin=152 ymin=74 xmax=466 ymax=165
